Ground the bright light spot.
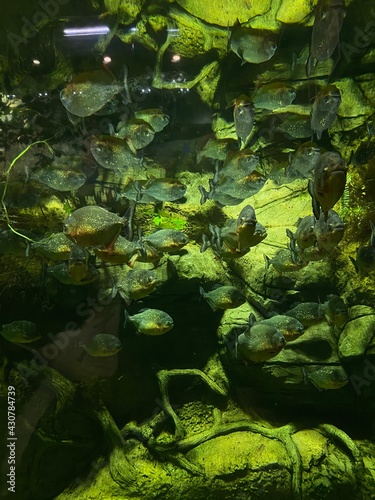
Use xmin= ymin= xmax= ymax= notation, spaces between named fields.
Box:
xmin=32 ymin=59 xmax=41 ymax=66
xmin=171 ymin=54 xmax=181 ymax=63
xmin=63 ymin=26 xmax=110 ymax=37
xmin=103 ymin=55 xmax=112 ymax=64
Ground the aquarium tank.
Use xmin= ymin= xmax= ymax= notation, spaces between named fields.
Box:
xmin=1 ymin=0 xmax=375 ymax=498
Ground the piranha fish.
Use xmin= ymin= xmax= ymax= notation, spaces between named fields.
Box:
xmin=265 ymin=231 xmax=307 ymax=273
xmin=67 ymin=244 xmax=90 ymax=282
xmin=47 ymin=262 xmax=99 ymax=285
xmin=310 ymin=85 xmax=341 ymax=140
xmin=90 ymin=135 xmax=141 ymax=171
xmin=308 ymin=151 xmax=347 ymax=220
xmin=116 ymin=118 xmax=155 ymax=150
xmin=313 ymin=209 xmax=345 ymax=252
xmin=134 ymin=108 xmax=170 ymax=133
xmin=1 ymin=320 xmax=40 ymax=343
xmin=230 ymin=23 xmax=277 ymax=64
xmin=220 ymin=150 xmax=260 ymax=180
xmin=124 ymin=308 xmax=174 ymax=336
xmin=60 ymin=68 xmax=125 ymax=118
xmin=307 ymin=0 xmax=346 ymax=76
xmin=115 ymin=269 xmax=160 ymax=303
xmin=200 ymin=284 xmax=247 ymax=311
xmin=31 ymin=164 xmax=87 ymax=192
xmin=285 ymin=302 xmax=325 ymax=327
xmin=197 ymin=138 xmax=238 ymax=164
xmin=257 ymin=314 xmax=305 ymax=341
xmin=275 ymin=112 xmax=312 ymax=139
xmin=321 ymin=294 xmax=350 ymax=329
xmin=289 ymin=216 xmax=316 ymax=250
xmin=303 ymin=364 xmax=348 ymax=390
xmin=199 ymin=167 xmax=265 ymax=207
xmin=142 ymin=229 xmax=188 ymax=253
xmin=63 ymin=206 xmax=126 ymax=248
xmin=232 ymin=94 xmax=255 ymax=150
xmin=80 ymin=334 xmax=122 ymax=357
xmin=31 ymin=232 xmax=74 ymax=261
xmin=285 ymin=142 xmax=321 ymax=179
xmin=252 ymin=82 xmax=296 ymax=110
xmin=94 ymin=235 xmax=142 ymax=266
xmin=350 ymin=221 xmax=375 ymax=274
xmin=237 ymin=322 xmax=286 ymax=363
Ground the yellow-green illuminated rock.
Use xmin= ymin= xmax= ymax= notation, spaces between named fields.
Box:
xmin=175 ymin=0 xmax=271 ymax=26
xmin=277 ymin=0 xmax=317 ymax=24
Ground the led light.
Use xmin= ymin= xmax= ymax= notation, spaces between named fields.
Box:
xmin=32 ymin=59 xmax=41 ymax=66
xmin=103 ymin=55 xmax=112 ymax=64
xmin=63 ymin=26 xmax=110 ymax=37
xmin=171 ymin=54 xmax=181 ymax=63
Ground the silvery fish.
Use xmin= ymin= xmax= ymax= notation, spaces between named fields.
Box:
xmin=230 ymin=24 xmax=277 ymax=64
xmin=314 ymin=209 xmax=345 ymax=252
xmin=308 ymin=151 xmax=347 ymax=220
xmin=124 ymin=308 xmax=174 ymax=336
xmin=310 ymin=85 xmax=341 ymax=140
xmin=80 ymin=334 xmax=122 ymax=357
xmin=60 ymin=69 xmax=123 ymax=117
xmin=252 ymin=82 xmax=296 ymax=110
xmin=307 ymin=0 xmax=346 ymax=76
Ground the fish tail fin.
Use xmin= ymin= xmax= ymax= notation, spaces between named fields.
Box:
xmin=306 ymin=53 xmax=316 ymax=77
xmin=200 ymin=234 xmax=211 ymax=253
xmin=124 ymin=308 xmax=130 ymax=328
xmin=370 ymin=221 xmax=375 ymax=246
xmin=121 ymin=64 xmax=132 ymax=104
xmin=349 ymin=256 xmax=359 ymax=273
xmin=264 ymin=254 xmax=271 ymax=272
xmin=199 ymin=185 xmax=209 ymax=205
xmin=308 ymin=180 xmax=321 ymax=220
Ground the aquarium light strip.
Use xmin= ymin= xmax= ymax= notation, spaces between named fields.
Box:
xmin=63 ymin=26 xmax=110 ymax=37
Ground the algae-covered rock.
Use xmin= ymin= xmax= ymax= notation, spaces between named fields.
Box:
xmin=103 ymin=0 xmax=145 ymax=23
xmin=175 ymin=0 xmax=272 ymax=26
xmin=338 ymin=314 xmax=375 ymax=361
xmin=276 ymin=0 xmax=317 ymax=24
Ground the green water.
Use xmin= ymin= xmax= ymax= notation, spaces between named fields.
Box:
xmin=1 ymin=1 xmax=375 ymax=499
